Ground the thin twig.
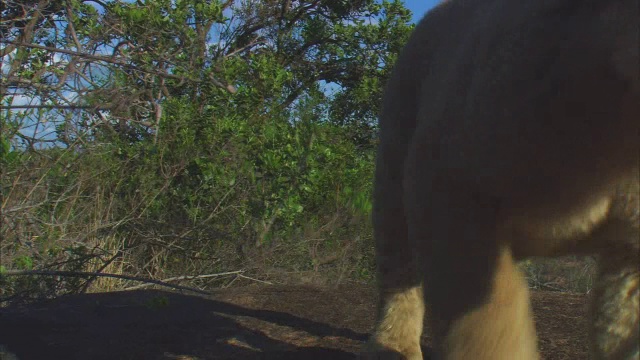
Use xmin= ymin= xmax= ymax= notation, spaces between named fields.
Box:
xmin=0 ymin=104 xmax=107 ymax=110
xmin=2 ymin=270 xmax=212 ymax=295
xmin=124 ymin=271 xmax=244 ymax=291
xmin=236 ymin=273 xmax=273 ymax=285
xmin=1 ymin=41 xmax=236 ymax=92
xmin=79 ymin=250 xmax=123 ymax=293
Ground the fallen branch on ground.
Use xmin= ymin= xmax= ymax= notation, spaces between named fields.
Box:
xmin=2 ymin=269 xmax=214 ymax=295
xmin=123 ymin=271 xmax=245 ymax=291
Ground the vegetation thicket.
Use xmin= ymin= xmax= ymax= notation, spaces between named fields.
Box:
xmin=0 ymin=0 xmax=414 ymax=302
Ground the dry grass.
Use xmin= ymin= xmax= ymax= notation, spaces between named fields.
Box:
xmin=521 ymin=256 xmax=597 ymax=294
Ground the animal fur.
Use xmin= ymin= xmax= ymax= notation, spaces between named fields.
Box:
xmin=363 ymin=0 xmax=639 ymax=359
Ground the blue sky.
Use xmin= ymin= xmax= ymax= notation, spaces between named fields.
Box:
xmin=403 ymin=0 xmax=440 ymax=22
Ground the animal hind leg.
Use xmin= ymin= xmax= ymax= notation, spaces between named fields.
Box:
xmin=366 ymin=285 xmax=424 ymax=360
xmin=438 ymin=247 xmax=539 ymax=360
xmin=589 ymin=220 xmax=640 ymax=360
xmin=412 ymin=192 xmax=539 ymax=360
xmin=363 ymin=168 xmax=424 ymax=360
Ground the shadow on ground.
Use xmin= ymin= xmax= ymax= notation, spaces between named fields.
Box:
xmin=0 ymin=287 xmax=365 ymax=359
xmin=0 ymin=284 xmax=588 ymax=359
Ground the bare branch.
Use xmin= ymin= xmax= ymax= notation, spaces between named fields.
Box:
xmin=0 ymin=104 xmax=107 ymax=110
xmin=2 ymin=40 xmax=236 ymax=91
xmin=2 ymin=270 xmax=213 ymax=295
xmin=123 ymin=271 xmax=245 ymax=291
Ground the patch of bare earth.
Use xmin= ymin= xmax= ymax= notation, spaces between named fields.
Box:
xmin=0 ymin=285 xmax=588 ymax=359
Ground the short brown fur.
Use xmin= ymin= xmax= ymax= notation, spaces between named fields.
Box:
xmin=363 ymin=0 xmax=639 ymax=359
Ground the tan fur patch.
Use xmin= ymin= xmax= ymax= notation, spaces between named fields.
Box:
xmin=366 ymin=286 xmax=424 ymax=360
xmin=445 ymin=249 xmax=539 ymax=360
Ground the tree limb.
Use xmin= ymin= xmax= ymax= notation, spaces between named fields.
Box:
xmin=2 ymin=40 xmax=236 ymax=92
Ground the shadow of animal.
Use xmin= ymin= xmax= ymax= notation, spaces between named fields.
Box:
xmin=0 ymin=289 xmax=363 ymax=360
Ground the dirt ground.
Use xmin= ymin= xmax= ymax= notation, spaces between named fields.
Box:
xmin=0 ymin=284 xmax=589 ymax=360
